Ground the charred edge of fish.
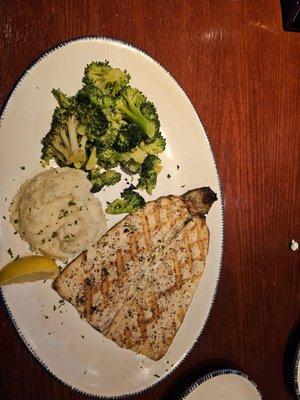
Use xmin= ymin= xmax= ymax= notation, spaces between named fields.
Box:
xmin=182 ymin=187 xmax=217 ymax=216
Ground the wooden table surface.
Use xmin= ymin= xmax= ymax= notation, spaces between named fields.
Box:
xmin=0 ymin=1 xmax=299 ymax=399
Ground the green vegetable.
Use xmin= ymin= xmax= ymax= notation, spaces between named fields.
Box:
xmin=97 ymin=148 xmax=120 ymax=169
xmin=89 ymin=169 xmax=121 ymax=193
xmin=137 ymin=154 xmax=162 ymax=195
xmin=41 ymin=112 xmax=87 ymax=169
xmin=140 ymin=133 xmax=166 ymax=155
xmin=83 ymin=60 xmax=130 ymax=96
xmin=114 ymin=123 xmax=145 ymax=152
xmin=41 ymin=60 xmax=165 ymax=200
xmin=85 ymin=147 xmax=98 ymax=170
xmin=119 ymin=147 xmax=146 ymax=173
xmin=106 ymin=188 xmax=145 ymax=214
xmin=51 ymin=89 xmax=70 ymax=108
xmin=115 ymin=87 xmax=160 ymax=139
xmin=41 ymin=90 xmax=107 ymax=169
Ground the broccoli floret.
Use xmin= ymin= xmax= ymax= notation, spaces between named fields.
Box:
xmin=120 ymin=159 xmax=141 ymax=173
xmin=113 ymin=123 xmax=145 ymax=152
xmin=41 ymin=111 xmax=87 ymax=169
xmin=42 ymin=86 xmax=108 ymax=169
xmin=83 ymin=61 xmax=130 ymax=96
xmin=140 ymin=133 xmax=166 ymax=155
xmin=52 ymin=89 xmax=70 ymax=108
xmin=119 ymin=147 xmax=146 ymax=173
xmin=78 ymin=104 xmax=108 ymax=140
xmin=120 ymin=147 xmax=146 ymax=164
xmin=106 ymin=188 xmax=145 ymax=214
xmin=115 ymin=87 xmax=160 ymax=139
xmin=75 ymin=89 xmax=109 ymax=139
xmin=89 ymin=169 xmax=121 ymax=193
xmin=100 ymin=169 xmax=121 ymax=186
xmin=97 ymin=148 xmax=120 ymax=168
xmin=137 ymin=154 xmax=162 ymax=195
xmin=76 ymin=85 xmax=115 ymax=117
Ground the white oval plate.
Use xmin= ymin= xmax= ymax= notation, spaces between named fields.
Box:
xmin=0 ymin=37 xmax=223 ymax=398
xmin=179 ymin=369 xmax=262 ymax=400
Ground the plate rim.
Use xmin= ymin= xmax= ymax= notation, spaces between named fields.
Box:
xmin=0 ymin=35 xmax=224 ymax=399
xmin=177 ymin=368 xmax=263 ymax=400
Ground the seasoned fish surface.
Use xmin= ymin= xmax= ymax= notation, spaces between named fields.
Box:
xmin=53 ymin=187 xmax=217 ymax=359
xmin=106 ymin=216 xmax=209 ymax=360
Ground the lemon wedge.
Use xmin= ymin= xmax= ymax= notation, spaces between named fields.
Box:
xmin=0 ymin=256 xmax=58 ymax=285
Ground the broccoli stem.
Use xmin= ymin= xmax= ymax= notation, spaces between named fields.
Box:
xmin=60 ymin=130 xmax=72 ymax=152
xmin=86 ymin=147 xmax=98 ymax=170
xmin=67 ymin=115 xmax=79 ymax=153
xmin=52 ymin=140 xmax=70 ymax=160
xmin=119 ymin=103 xmax=155 ymax=139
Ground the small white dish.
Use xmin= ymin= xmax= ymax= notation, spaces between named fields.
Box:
xmin=178 ymin=369 xmax=262 ymax=400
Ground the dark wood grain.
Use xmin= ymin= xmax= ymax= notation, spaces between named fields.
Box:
xmin=0 ymin=1 xmax=299 ymax=399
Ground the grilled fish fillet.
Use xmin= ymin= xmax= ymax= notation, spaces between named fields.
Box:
xmin=53 ymin=187 xmax=217 ymax=359
xmin=106 ymin=216 xmax=209 ymax=360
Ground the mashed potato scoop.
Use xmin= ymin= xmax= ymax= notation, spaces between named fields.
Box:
xmin=10 ymin=167 xmax=107 ymax=261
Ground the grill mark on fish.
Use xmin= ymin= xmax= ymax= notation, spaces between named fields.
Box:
xmin=196 ymin=219 xmax=206 ymax=263
xmin=129 ymin=232 xmax=137 ymax=259
xmin=153 ymin=203 xmax=161 ymax=231
xmin=141 ymin=212 xmax=151 ymax=250
xmin=116 ymin=251 xmax=125 ymax=287
xmin=136 ymin=304 xmax=148 ymax=342
xmin=173 ymin=250 xmax=182 ymax=290
xmin=150 ymin=296 xmax=160 ymax=323
xmin=178 ymin=305 xmax=185 ymax=324
xmin=101 ymin=277 xmax=109 ymax=308
xmin=178 ymin=205 xmax=188 ymax=224
xmin=83 ymin=280 xmax=93 ymax=318
xmin=183 ymin=231 xmax=193 ymax=270
xmin=168 ymin=200 xmax=175 ymax=230
xmin=136 ymin=294 xmax=161 ymax=343
xmin=123 ymin=325 xmax=133 ymax=348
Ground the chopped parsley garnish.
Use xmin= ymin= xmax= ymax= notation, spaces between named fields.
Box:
xmin=58 ymin=209 xmax=68 ymax=219
xmin=7 ymin=248 xmax=13 ymax=258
